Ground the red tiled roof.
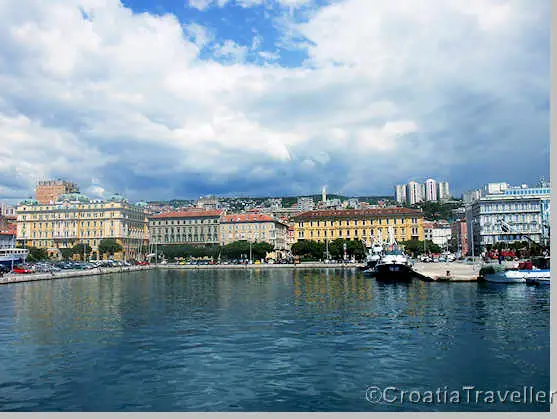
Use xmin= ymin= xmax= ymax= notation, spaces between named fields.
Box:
xmin=151 ymin=210 xmax=223 ymax=219
xmin=292 ymin=207 xmax=423 ymax=220
xmin=221 ymin=213 xmax=276 ymax=223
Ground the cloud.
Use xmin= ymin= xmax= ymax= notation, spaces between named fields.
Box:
xmin=183 ymin=22 xmax=214 ymax=49
xmin=0 ymin=0 xmax=549 ymax=202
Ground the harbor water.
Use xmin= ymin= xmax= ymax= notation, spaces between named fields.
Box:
xmin=0 ymin=268 xmax=550 ymax=411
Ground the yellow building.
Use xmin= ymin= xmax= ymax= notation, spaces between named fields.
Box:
xmin=16 ymin=193 xmax=148 ymax=260
xmin=291 ymin=208 xmax=424 ymax=245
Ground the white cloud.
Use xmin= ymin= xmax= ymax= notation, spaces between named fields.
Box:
xmin=212 ymin=39 xmax=249 ymax=63
xmin=187 ymin=0 xmax=215 ymax=10
xmin=183 ymin=22 xmax=214 ymax=49
xmin=0 ymin=0 xmax=548 ymax=200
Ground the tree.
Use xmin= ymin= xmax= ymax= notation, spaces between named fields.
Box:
xmin=400 ymin=239 xmax=441 ymax=256
xmin=27 ymin=246 xmax=48 ymax=262
xmin=291 ymin=240 xmax=324 ymax=261
xmin=98 ymin=238 xmax=123 ymax=258
xmin=72 ymin=243 xmax=92 ymax=261
xmin=60 ymin=248 xmax=74 ymax=260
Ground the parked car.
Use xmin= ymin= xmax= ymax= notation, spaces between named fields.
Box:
xmin=13 ymin=265 xmax=33 ymax=274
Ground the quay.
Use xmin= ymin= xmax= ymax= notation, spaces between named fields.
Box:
xmin=411 ymin=261 xmax=482 ymax=282
xmin=0 ymin=265 xmax=153 ymax=286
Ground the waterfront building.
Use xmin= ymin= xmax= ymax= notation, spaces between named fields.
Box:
xmin=394 ymin=184 xmax=407 ymax=204
xmin=149 ymin=209 xmax=222 ymax=246
xmin=220 ymin=213 xmax=289 ymax=250
xmin=16 ymin=193 xmax=148 ymax=260
xmin=451 ymin=219 xmax=468 ymax=256
xmin=438 ymin=181 xmax=451 ymax=201
xmin=291 ymin=208 xmax=424 ymax=246
xmin=425 ymin=179 xmax=438 ymax=202
xmin=406 ymin=181 xmax=423 ymax=205
xmin=466 ymin=185 xmax=550 ymax=254
xmin=35 ymin=179 xmax=79 ymax=205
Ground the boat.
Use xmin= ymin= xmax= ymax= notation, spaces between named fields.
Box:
xmin=0 ymin=248 xmax=29 ymax=268
xmin=373 ymin=249 xmax=413 ymax=281
xmin=371 ymin=227 xmax=413 ymax=282
xmin=481 ymin=257 xmax=550 ymax=284
xmin=524 ymin=256 xmax=551 ymax=286
xmin=362 ymin=235 xmax=384 ymax=274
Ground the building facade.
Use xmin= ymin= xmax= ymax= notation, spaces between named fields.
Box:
xmin=406 ymin=181 xmax=423 ymax=205
xmin=0 ymin=227 xmax=16 ymax=249
xmin=451 ymin=219 xmax=468 ymax=256
xmin=425 ymin=179 xmax=438 ymax=202
xmin=149 ymin=210 xmax=222 ymax=246
xmin=462 ymin=189 xmax=482 ymax=204
xmin=16 ymin=193 xmax=148 ymax=260
xmin=423 ymin=220 xmax=452 ymax=249
xmin=438 ymin=181 xmax=451 ymax=201
xmin=220 ymin=213 xmax=289 ymax=250
xmin=291 ymin=208 xmax=424 ymax=245
xmin=466 ymin=186 xmax=550 ymax=255
xmin=0 ymin=202 xmax=16 ymax=217
xmin=394 ymin=184 xmax=407 ymax=204
xmin=35 ymin=179 xmax=79 ymax=205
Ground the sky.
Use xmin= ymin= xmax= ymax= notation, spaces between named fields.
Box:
xmin=0 ymin=0 xmax=549 ymax=203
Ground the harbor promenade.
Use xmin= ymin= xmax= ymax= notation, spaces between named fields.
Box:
xmin=0 ymin=265 xmax=153 ymax=285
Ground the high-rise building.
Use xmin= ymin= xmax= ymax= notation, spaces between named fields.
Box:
xmin=394 ymin=184 xmax=407 ymax=204
xmin=438 ymin=181 xmax=451 ymax=201
xmin=35 ymin=179 xmax=79 ymax=205
xmin=406 ymin=181 xmax=423 ymax=205
xmin=425 ymin=179 xmax=438 ymax=201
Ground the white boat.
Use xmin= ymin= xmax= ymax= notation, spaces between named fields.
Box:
xmin=483 ymin=257 xmax=550 ymax=285
xmin=372 ymin=227 xmax=413 ymax=281
xmin=0 ymin=248 xmax=29 ymax=268
xmin=483 ymin=268 xmax=527 ymax=283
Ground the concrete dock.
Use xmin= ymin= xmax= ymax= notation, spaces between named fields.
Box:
xmin=0 ymin=265 xmax=153 ymax=285
xmin=411 ymin=261 xmax=483 ymax=282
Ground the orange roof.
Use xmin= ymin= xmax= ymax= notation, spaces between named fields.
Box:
xmin=292 ymin=207 xmax=423 ymax=220
xmin=221 ymin=213 xmax=276 ymax=223
xmin=151 ymin=210 xmax=223 ymax=219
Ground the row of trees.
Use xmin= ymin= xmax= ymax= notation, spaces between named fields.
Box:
xmin=158 ymin=241 xmax=275 ymax=261
xmin=290 ymin=239 xmax=367 ymax=262
xmin=25 ymin=239 xmax=123 ymax=262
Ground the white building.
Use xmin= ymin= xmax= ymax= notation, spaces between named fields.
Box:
xmin=466 ymin=185 xmax=550 ymax=255
xmin=484 ymin=182 xmax=509 ymax=196
xmin=463 ymin=190 xmax=482 ymax=204
xmin=438 ymin=182 xmax=451 ymax=201
xmin=0 ymin=202 xmax=15 ymax=217
xmin=394 ymin=184 xmax=407 ymax=204
xmin=423 ymin=221 xmax=452 ymax=249
xmin=406 ymin=181 xmax=423 ymax=205
xmin=425 ymin=179 xmax=438 ymax=201
xmin=297 ymin=197 xmax=315 ymax=212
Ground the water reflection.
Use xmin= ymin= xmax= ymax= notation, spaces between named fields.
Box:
xmin=0 ymin=269 xmax=550 ymax=412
